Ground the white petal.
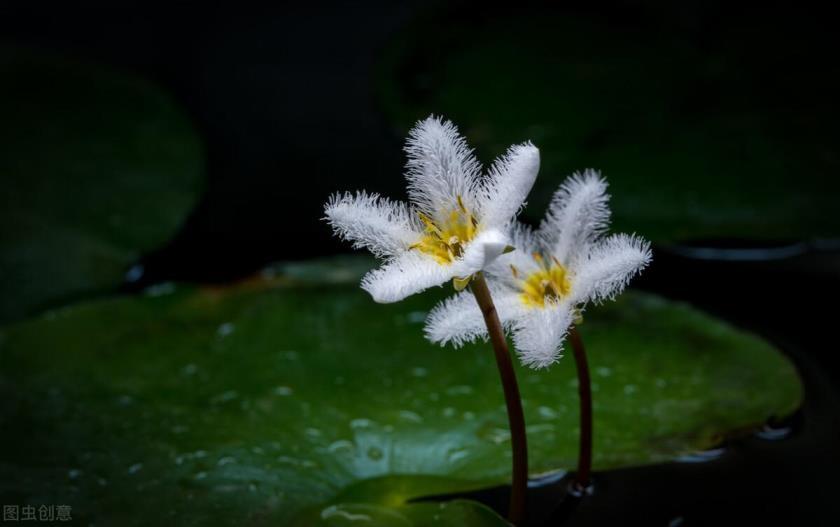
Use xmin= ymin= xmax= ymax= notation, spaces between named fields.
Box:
xmin=453 ymin=229 xmax=509 ymax=277
xmin=486 ymin=222 xmax=542 ymax=288
xmin=571 ymin=233 xmax=652 ymax=304
xmin=424 ymin=283 xmax=526 ymax=348
xmin=324 ymin=191 xmax=420 ymax=258
xmin=404 ymin=116 xmax=481 ymax=218
xmin=361 ymin=250 xmax=453 ymax=303
xmin=479 ymin=143 xmax=540 ymax=229
xmin=511 ymin=302 xmax=574 ymax=370
xmin=538 ymin=170 xmax=610 ymax=266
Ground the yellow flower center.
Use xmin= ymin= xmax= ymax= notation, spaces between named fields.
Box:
xmin=410 ymin=196 xmax=478 ymax=265
xmin=514 ymin=253 xmax=572 ymax=308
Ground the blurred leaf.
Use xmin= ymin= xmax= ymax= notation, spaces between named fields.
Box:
xmin=0 ymin=260 xmax=801 ymax=525
xmin=0 ymin=47 xmax=203 ymax=321
xmin=377 ymin=9 xmax=839 ymax=243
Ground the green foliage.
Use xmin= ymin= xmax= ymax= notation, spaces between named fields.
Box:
xmin=0 ymin=261 xmax=801 ymax=525
xmin=377 ymin=10 xmax=838 ymax=242
xmin=0 ymin=47 xmax=203 ymax=321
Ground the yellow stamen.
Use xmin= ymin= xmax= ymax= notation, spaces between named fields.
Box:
xmin=519 ymin=255 xmax=572 ymax=308
xmin=409 ymin=195 xmax=478 ymax=265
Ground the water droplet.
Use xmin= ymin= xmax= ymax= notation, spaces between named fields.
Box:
xmin=195 ymin=471 xmax=208 ymax=480
xmin=276 ymin=456 xmax=317 ymax=468
xmin=211 ymin=390 xmax=239 ymax=404
xmin=127 ymin=463 xmax=143 ymax=475
xmin=538 ymin=406 xmax=557 ymax=420
xmin=398 ymin=410 xmax=423 ymax=423
xmin=281 ymin=350 xmax=299 ymax=361
xmin=320 ymin=505 xmax=372 ymax=522
xmin=328 ymin=440 xmax=355 ymax=454
xmin=217 ymin=456 xmax=236 ymax=466
xmin=623 ymin=384 xmax=638 ymax=395
xmin=526 ymin=423 xmax=555 ymax=434
xmin=447 ymin=385 xmax=474 ymax=396
xmin=411 ymin=367 xmax=428 ymax=377
xmin=217 ymin=322 xmax=235 ymax=337
xmin=171 ymin=425 xmax=188 ymax=435
xmin=482 ymin=428 xmax=510 ymax=445
xmin=367 ymin=446 xmax=384 ymax=461
xmin=447 ymin=448 xmax=469 ymax=463
xmin=463 ymin=411 xmax=476 ymax=421
xmin=68 ymin=469 xmax=82 ymax=480
xmin=305 ymin=427 xmax=322 ymax=438
xmin=655 ymin=378 xmax=667 ymax=388
xmin=595 ymin=366 xmax=612 ymax=377
xmin=351 ymin=418 xmax=374 ymax=429
xmin=117 ymin=395 xmax=134 ymax=406
xmin=144 ymin=282 xmax=175 ymax=297
xmin=677 ymin=448 xmax=726 ymax=463
xmin=125 ymin=264 xmax=144 ymax=283
xmin=442 ymin=407 xmax=457 ymax=418
xmin=273 ymin=386 xmax=293 ymax=396
xmin=755 ymin=423 xmax=793 ymax=441
xmin=182 ymin=363 xmax=198 ymax=376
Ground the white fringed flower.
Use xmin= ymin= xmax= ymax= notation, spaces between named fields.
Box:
xmin=324 ymin=116 xmax=540 ymax=303
xmin=425 ymin=170 xmax=652 ymax=369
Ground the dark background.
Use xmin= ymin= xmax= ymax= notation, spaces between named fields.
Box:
xmin=1 ymin=1 xmax=838 ymax=525
xmin=1 ymin=0 xmax=835 ymax=283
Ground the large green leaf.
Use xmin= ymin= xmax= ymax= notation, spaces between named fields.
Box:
xmin=0 ymin=47 xmax=203 ymax=321
xmin=377 ymin=10 xmax=838 ymax=243
xmin=0 ymin=261 xmax=801 ymax=525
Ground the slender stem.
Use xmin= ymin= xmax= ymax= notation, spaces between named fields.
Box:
xmin=569 ymin=325 xmax=592 ymax=490
xmin=470 ymin=273 xmax=528 ymax=525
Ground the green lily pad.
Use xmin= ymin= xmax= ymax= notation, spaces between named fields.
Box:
xmin=377 ymin=9 xmax=839 ymax=243
xmin=0 ymin=260 xmax=801 ymax=525
xmin=0 ymin=47 xmax=203 ymax=321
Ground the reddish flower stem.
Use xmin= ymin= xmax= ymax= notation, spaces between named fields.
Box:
xmin=569 ymin=325 xmax=592 ymax=490
xmin=470 ymin=273 xmax=528 ymax=525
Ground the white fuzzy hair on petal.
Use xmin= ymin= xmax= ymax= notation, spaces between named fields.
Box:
xmin=424 ymin=284 xmax=526 ymax=347
xmin=361 ymin=251 xmax=454 ymax=303
xmin=486 ymin=222 xmax=542 ymax=288
xmin=539 ymin=170 xmax=610 ymax=267
xmin=453 ymin=229 xmax=510 ymax=277
xmin=324 ymin=191 xmax=420 ymax=258
xmin=479 ymin=142 xmax=540 ymax=230
xmin=424 ymin=291 xmax=485 ymax=347
xmin=404 ymin=116 xmax=482 ymax=218
xmin=571 ymin=234 xmax=652 ymax=304
xmin=512 ymin=303 xmax=574 ymax=369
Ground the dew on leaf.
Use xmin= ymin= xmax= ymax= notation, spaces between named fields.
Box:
xmin=366 ymin=446 xmax=384 ymax=461
xmin=398 ymin=410 xmax=423 ymax=423
xmin=328 ymin=440 xmax=355 ymax=454
xmin=273 ymin=386 xmax=293 ymax=396
xmin=217 ymin=322 xmax=235 ymax=337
